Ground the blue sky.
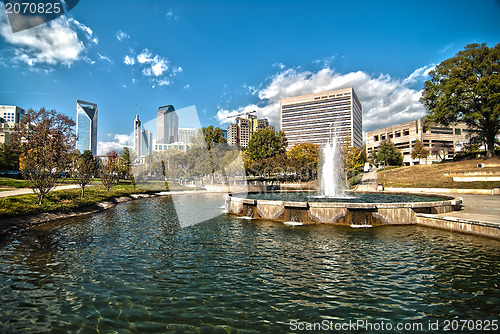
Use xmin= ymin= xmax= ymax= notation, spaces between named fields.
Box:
xmin=0 ymin=0 xmax=499 ymax=154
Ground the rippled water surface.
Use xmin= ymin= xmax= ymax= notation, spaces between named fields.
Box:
xmin=0 ymin=194 xmax=499 ymax=333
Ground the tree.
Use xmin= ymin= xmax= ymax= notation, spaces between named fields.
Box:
xmin=99 ymin=151 xmax=119 ymax=192
xmin=411 ymin=140 xmax=429 ymax=164
xmin=421 ymin=43 xmax=500 ymax=157
xmin=72 ymin=150 xmax=98 ymax=198
xmin=119 ymin=147 xmax=136 ymax=189
xmin=247 ymin=129 xmax=287 ymax=161
xmin=287 ymin=143 xmax=319 ymax=181
xmin=11 ymin=108 xmax=75 ymax=204
xmin=201 ymin=125 xmax=227 ymax=149
xmin=0 ymin=143 xmax=19 ymax=171
xmin=430 ymin=142 xmax=449 ymax=163
xmin=376 ymin=140 xmax=403 ymax=166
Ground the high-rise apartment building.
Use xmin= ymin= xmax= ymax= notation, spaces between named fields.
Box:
xmin=0 ymin=105 xmax=24 ymax=144
xmin=226 ymin=114 xmax=275 ymax=148
xmin=280 ymin=88 xmax=362 ymax=149
xmin=76 ymin=100 xmax=98 ymax=155
xmin=156 ymin=105 xmax=178 ymax=144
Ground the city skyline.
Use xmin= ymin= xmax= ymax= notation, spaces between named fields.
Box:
xmin=0 ymin=1 xmax=498 ymax=154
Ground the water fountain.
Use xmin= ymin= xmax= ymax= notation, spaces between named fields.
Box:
xmin=318 ymin=131 xmax=345 ymax=198
xmin=225 ymin=124 xmax=463 ymax=226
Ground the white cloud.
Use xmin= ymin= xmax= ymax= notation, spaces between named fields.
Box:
xmin=68 ymin=18 xmax=94 ymax=40
xmin=97 ymin=134 xmax=132 ymax=156
xmin=403 ymin=64 xmax=435 ymax=85
xmin=97 ymin=53 xmax=112 ymax=63
xmin=217 ymin=66 xmax=432 ymax=132
xmin=124 ymin=55 xmax=135 ymax=65
xmin=0 ymin=12 xmax=99 ymax=66
xmin=124 ymin=48 xmax=179 ymax=87
xmin=0 ymin=12 xmax=84 ymax=66
xmin=116 ymin=30 xmax=130 ymax=41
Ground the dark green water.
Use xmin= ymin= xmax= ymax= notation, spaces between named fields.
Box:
xmin=244 ymin=192 xmax=445 ymax=203
xmin=0 ymin=194 xmax=499 ymax=333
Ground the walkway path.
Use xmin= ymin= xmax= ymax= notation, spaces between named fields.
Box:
xmin=354 ymin=168 xmax=378 ymax=192
xmin=0 ymin=184 xmax=81 ymax=198
xmin=436 ymin=193 xmax=500 ymax=226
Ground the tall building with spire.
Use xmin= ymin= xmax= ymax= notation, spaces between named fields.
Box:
xmin=76 ymin=100 xmax=98 ymax=155
xmin=133 ymin=114 xmax=152 ymax=157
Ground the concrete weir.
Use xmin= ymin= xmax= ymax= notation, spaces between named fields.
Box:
xmin=224 ymin=192 xmax=463 ymax=226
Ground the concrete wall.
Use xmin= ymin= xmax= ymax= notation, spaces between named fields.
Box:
xmin=226 ymin=194 xmax=461 ymax=226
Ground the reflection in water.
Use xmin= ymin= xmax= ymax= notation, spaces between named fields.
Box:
xmin=0 ymin=195 xmax=499 ymax=332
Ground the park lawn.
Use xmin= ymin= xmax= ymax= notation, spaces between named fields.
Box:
xmin=378 ymin=157 xmax=500 ymax=189
xmin=0 ymin=177 xmax=29 ymax=189
xmin=0 ymin=180 xmax=202 ymax=218
xmin=0 ymin=183 xmax=146 ymax=218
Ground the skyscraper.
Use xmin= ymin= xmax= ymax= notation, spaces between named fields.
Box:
xmin=156 ymin=105 xmax=179 ymax=144
xmin=76 ymin=100 xmax=98 ymax=155
xmin=280 ymin=87 xmax=362 ymax=149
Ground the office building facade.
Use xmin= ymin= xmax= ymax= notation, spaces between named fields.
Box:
xmin=280 ymin=87 xmax=362 ymax=149
xmin=156 ymin=105 xmax=178 ymax=144
xmin=0 ymin=105 xmax=24 ymax=144
xmin=76 ymin=100 xmax=98 ymax=155
xmin=366 ymin=118 xmax=471 ymax=165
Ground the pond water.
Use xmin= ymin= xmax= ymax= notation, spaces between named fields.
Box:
xmin=243 ymin=192 xmax=446 ymax=203
xmin=0 ymin=194 xmax=499 ymax=333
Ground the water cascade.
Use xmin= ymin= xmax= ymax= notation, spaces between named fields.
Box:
xmin=319 ymin=127 xmax=345 ymax=197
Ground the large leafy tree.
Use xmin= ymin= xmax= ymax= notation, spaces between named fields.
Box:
xmin=247 ymin=129 xmax=287 ymax=161
xmin=11 ymin=108 xmax=75 ymax=204
xmin=287 ymin=143 xmax=319 ymax=181
xmin=421 ymin=43 xmax=500 ymax=157
xmin=201 ymin=125 xmax=227 ymax=149
xmin=376 ymin=140 xmax=403 ymax=166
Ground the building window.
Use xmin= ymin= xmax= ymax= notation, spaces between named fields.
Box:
xmin=403 ymin=129 xmax=410 ymax=136
xmin=455 ymin=128 xmax=462 ymax=135
xmin=374 ymin=135 xmax=379 ymax=141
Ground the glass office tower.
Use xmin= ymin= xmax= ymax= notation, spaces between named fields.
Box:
xmin=76 ymin=100 xmax=98 ymax=155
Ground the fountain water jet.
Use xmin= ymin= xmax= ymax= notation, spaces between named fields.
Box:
xmin=318 ymin=125 xmax=345 ymax=198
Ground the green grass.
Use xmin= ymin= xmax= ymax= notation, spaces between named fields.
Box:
xmin=0 ymin=180 xmax=202 ymax=219
xmin=0 ymin=183 xmax=143 ymax=218
xmin=0 ymin=177 xmax=29 ymax=189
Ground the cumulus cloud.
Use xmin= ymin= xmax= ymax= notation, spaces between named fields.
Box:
xmin=123 ymin=48 xmax=181 ymax=87
xmin=97 ymin=134 xmax=132 ymax=156
xmin=217 ymin=66 xmax=432 ymax=132
xmin=0 ymin=11 xmax=97 ymax=66
xmin=124 ymin=55 xmax=135 ymax=65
